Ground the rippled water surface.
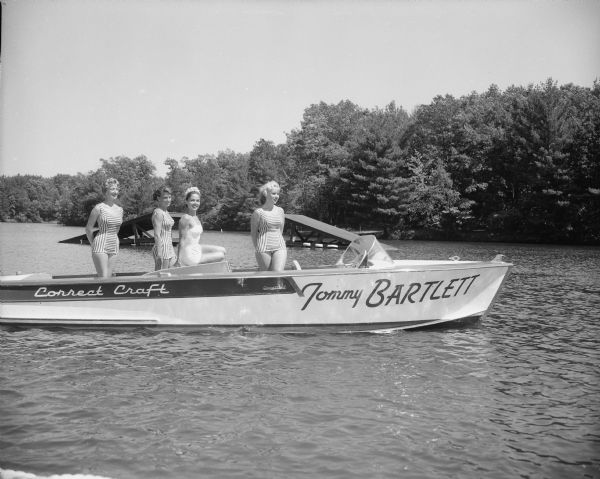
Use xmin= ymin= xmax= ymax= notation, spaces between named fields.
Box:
xmin=1 ymin=223 xmax=599 ymax=479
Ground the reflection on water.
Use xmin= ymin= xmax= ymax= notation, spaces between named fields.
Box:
xmin=1 ymin=223 xmax=599 ymax=479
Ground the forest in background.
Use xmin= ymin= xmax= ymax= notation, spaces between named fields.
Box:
xmin=1 ymin=79 xmax=599 ymax=244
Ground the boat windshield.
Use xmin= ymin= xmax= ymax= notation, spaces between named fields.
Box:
xmin=337 ymin=235 xmax=394 ymax=268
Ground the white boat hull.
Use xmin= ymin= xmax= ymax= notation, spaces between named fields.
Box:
xmin=0 ymin=259 xmax=511 ymax=332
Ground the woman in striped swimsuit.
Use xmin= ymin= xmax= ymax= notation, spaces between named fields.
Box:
xmin=250 ymin=180 xmax=287 ymax=271
xmin=85 ymin=177 xmax=124 ymax=278
xmin=151 ymin=186 xmax=176 ymax=271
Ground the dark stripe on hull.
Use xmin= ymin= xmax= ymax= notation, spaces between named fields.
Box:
xmin=0 ymin=277 xmax=296 ymax=302
xmin=0 ymin=315 xmax=482 ymax=332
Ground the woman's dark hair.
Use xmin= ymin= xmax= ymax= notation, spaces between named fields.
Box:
xmin=153 ymin=186 xmax=172 ymax=201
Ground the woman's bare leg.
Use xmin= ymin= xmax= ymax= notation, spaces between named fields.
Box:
xmin=92 ymin=253 xmax=109 ymax=278
xmin=270 ymin=249 xmax=287 ymax=288
xmin=155 ymin=257 xmax=175 ymax=271
xmin=255 ymin=251 xmax=272 ymax=270
xmin=269 ymin=249 xmax=287 ymax=271
xmin=202 ymin=244 xmax=226 ymax=255
xmin=107 ymin=254 xmax=118 ymax=277
xmin=199 ymin=244 xmax=225 ymax=264
xmin=200 ymin=251 xmax=225 ymax=264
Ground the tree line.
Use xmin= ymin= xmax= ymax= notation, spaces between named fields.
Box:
xmin=1 ymin=79 xmax=599 ymax=244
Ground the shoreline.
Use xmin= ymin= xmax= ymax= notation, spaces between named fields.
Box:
xmin=2 ymin=220 xmax=598 ymax=246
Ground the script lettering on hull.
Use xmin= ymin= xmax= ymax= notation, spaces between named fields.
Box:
xmin=34 ymin=286 xmax=105 ymax=298
xmin=33 ymin=283 xmax=170 ymax=299
xmin=113 ymin=283 xmax=170 ymax=297
xmin=300 ymin=274 xmax=480 ymax=311
xmin=300 ymin=283 xmax=362 ymax=311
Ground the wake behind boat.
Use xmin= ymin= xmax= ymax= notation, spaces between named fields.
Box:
xmin=0 ymin=234 xmax=512 ymax=332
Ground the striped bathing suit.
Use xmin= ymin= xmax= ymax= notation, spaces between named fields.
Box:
xmin=254 ymin=206 xmax=286 ymax=253
xmin=91 ymin=203 xmax=123 ymax=255
xmin=152 ymin=208 xmax=175 ymax=260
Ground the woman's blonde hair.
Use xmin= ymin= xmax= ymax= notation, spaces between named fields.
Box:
xmin=103 ymin=177 xmax=119 ymax=192
xmin=258 ymin=181 xmax=280 ymax=204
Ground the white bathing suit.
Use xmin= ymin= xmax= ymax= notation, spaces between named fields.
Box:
xmin=178 ymin=222 xmax=203 ymax=266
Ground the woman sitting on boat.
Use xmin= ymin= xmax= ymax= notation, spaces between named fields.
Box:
xmin=174 ymin=187 xmax=226 ymax=267
xmin=151 ymin=186 xmax=176 ymax=271
xmin=250 ymin=180 xmax=287 ymax=272
xmin=85 ymin=177 xmax=123 ymax=278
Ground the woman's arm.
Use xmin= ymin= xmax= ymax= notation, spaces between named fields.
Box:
xmin=152 ymin=210 xmax=163 ymax=251
xmin=174 ymin=216 xmax=188 ymax=265
xmin=250 ymin=210 xmax=259 ymax=249
xmin=279 ymin=207 xmax=285 ymax=236
xmin=85 ymin=206 xmax=100 ymax=246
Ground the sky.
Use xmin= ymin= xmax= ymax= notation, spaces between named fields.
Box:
xmin=1 ymin=0 xmax=599 ymax=178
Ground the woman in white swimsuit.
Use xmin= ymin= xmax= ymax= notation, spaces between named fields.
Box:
xmin=175 ymin=187 xmax=226 ymax=266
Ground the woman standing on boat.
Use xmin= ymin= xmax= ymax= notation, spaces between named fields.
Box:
xmin=85 ymin=177 xmax=123 ymax=278
xmin=175 ymin=187 xmax=226 ymax=266
xmin=251 ymin=180 xmax=287 ymax=271
xmin=151 ymin=186 xmax=176 ymax=271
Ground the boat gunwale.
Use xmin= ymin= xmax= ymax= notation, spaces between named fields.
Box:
xmin=0 ymin=261 xmax=513 ymax=287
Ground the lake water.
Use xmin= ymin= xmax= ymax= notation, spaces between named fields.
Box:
xmin=1 ymin=223 xmax=599 ymax=479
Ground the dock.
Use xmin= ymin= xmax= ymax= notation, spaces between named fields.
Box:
xmin=59 ymin=212 xmax=382 ymax=249
xmin=284 ymin=214 xmax=383 ymax=249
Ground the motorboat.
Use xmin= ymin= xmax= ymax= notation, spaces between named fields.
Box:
xmin=0 ymin=236 xmax=512 ymax=332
